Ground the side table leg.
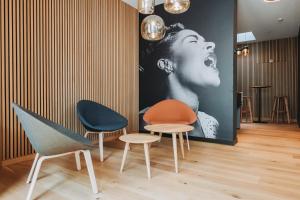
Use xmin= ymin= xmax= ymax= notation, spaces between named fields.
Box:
xmin=185 ymin=132 xmax=190 ymax=151
xmin=120 ymin=142 xmax=130 ymax=173
xmin=179 ymin=132 xmax=185 ymax=159
xmin=158 ymin=132 xmax=162 ymax=142
xmin=144 ymin=143 xmax=151 ymax=179
xmin=172 ymin=133 xmax=178 ymax=173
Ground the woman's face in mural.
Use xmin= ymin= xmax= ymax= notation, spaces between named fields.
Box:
xmin=168 ymin=29 xmax=221 ymax=87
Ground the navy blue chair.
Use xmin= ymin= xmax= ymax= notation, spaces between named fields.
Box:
xmin=77 ymin=100 xmax=128 ymax=162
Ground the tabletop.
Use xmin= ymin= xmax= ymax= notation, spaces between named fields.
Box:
xmin=144 ymin=124 xmax=194 ymax=133
xmin=119 ymin=133 xmax=160 ymax=144
xmin=250 ymin=85 xmax=272 ymax=89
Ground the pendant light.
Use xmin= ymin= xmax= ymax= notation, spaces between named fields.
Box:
xmin=138 ymin=0 xmax=155 ymax=14
xmin=242 ymin=46 xmax=249 ymax=56
xmin=236 ymin=48 xmax=242 ymax=56
xmin=141 ymin=15 xmax=166 ymax=41
xmin=164 ymin=0 xmax=190 ymax=14
xmin=235 ymin=46 xmax=249 ymax=56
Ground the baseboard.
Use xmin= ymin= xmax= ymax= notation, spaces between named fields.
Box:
xmin=188 ymin=136 xmax=237 ymax=146
xmin=242 ymin=117 xmax=298 ymax=123
xmin=2 ymin=154 xmax=36 ymax=166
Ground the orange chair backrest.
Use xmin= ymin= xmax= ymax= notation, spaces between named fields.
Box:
xmin=143 ymin=99 xmax=197 ymax=125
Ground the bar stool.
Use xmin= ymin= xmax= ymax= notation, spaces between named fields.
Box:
xmin=271 ymin=96 xmax=291 ymax=124
xmin=241 ymin=96 xmax=253 ymax=123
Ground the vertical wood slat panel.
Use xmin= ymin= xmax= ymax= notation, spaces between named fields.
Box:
xmin=0 ymin=0 xmax=4 ymax=163
xmin=0 ymin=0 xmax=139 ymax=161
xmin=237 ymin=38 xmax=298 ymax=121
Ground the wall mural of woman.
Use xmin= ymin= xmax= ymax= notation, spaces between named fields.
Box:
xmin=139 ymin=0 xmax=236 ymax=143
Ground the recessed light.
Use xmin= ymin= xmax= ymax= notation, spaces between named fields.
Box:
xmin=277 ymin=17 xmax=284 ymax=22
xmin=264 ymin=0 xmax=280 ymax=3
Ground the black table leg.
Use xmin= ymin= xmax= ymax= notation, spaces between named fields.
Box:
xmin=258 ymin=88 xmax=261 ymax=122
xmin=254 ymin=88 xmax=267 ymax=123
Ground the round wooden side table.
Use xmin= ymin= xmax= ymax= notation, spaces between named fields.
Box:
xmin=119 ymin=133 xmax=160 ymax=179
xmin=144 ymin=124 xmax=194 ymax=173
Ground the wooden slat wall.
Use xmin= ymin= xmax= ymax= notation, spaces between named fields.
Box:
xmin=237 ymin=37 xmax=298 ymax=121
xmin=0 ymin=0 xmax=139 ymax=161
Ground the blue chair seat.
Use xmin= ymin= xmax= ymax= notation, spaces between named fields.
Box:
xmin=77 ymin=100 xmax=128 ymax=132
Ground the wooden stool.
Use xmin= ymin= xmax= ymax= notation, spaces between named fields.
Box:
xmin=241 ymin=96 xmax=253 ymax=123
xmin=119 ymin=133 xmax=160 ymax=179
xmin=271 ymin=96 xmax=291 ymax=124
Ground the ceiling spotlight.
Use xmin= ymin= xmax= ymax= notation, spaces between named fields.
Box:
xmin=277 ymin=17 xmax=284 ymax=22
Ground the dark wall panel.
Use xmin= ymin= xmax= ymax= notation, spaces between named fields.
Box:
xmin=139 ymin=0 xmax=237 ymax=144
xmin=298 ymin=27 xmax=300 ymax=126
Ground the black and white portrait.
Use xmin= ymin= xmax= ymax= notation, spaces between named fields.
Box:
xmin=140 ymin=23 xmax=220 ymax=138
xmin=139 ymin=0 xmax=236 ymax=142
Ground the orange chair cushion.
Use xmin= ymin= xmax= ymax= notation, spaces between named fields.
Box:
xmin=143 ymin=99 xmax=197 ymax=125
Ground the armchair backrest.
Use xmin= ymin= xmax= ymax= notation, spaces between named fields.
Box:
xmin=12 ymin=103 xmax=93 ymax=156
xmin=77 ymin=100 xmax=128 ymax=131
xmin=143 ymin=99 xmax=197 ymax=125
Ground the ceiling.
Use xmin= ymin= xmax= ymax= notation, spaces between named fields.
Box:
xmin=123 ymin=0 xmax=300 ymax=42
xmin=238 ymin=0 xmax=300 ymax=42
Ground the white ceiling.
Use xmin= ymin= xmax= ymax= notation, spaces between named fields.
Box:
xmin=123 ymin=0 xmax=300 ymax=42
xmin=238 ymin=0 xmax=300 ymax=42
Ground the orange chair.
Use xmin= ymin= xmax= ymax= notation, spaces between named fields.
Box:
xmin=143 ymin=99 xmax=197 ymax=150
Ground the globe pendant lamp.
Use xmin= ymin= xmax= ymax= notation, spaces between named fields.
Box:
xmin=242 ymin=46 xmax=249 ymax=56
xmin=164 ymin=0 xmax=190 ymax=14
xmin=141 ymin=15 xmax=166 ymax=41
xmin=138 ymin=0 xmax=155 ymax=14
xmin=236 ymin=48 xmax=242 ymax=56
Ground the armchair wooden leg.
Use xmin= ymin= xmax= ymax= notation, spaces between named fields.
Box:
xmin=75 ymin=151 xmax=81 ymax=170
xmin=123 ymin=128 xmax=127 ymax=135
xmin=99 ymin=133 xmax=104 ymax=162
xmin=26 ymin=153 xmax=39 ymax=184
xmin=84 ymin=131 xmax=91 ymax=138
xmin=185 ymin=132 xmax=190 ymax=151
xmin=26 ymin=157 xmax=45 ymax=200
xmin=25 ymin=151 xmax=98 ymax=200
xmin=82 ymin=150 xmax=99 ymax=194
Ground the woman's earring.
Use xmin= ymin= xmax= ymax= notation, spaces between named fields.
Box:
xmin=157 ymin=59 xmax=174 ymax=74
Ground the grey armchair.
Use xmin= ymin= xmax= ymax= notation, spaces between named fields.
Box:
xmin=12 ymin=103 xmax=99 ymax=200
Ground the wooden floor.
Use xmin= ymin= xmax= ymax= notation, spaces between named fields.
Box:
xmin=1 ymin=124 xmax=300 ymax=200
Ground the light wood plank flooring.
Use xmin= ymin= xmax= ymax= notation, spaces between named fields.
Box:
xmin=0 ymin=124 xmax=300 ymax=200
